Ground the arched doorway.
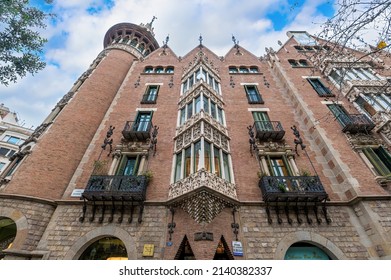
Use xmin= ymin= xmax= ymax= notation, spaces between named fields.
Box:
xmin=175 ymin=235 xmax=196 ymax=260
xmin=0 ymin=217 xmax=17 ymax=260
xmin=213 ymin=236 xmax=234 ymax=260
xmin=284 ymin=242 xmax=331 ymax=260
xmin=78 ymin=236 xmax=127 ymax=260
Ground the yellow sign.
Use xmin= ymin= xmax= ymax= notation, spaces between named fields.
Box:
xmin=377 ymin=41 xmax=387 ymax=49
xmin=143 ymin=244 xmax=154 ymax=257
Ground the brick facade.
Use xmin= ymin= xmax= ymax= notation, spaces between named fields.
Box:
xmin=0 ymin=24 xmax=390 ymax=260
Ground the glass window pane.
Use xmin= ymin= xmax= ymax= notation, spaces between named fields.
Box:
xmin=203 ymin=96 xmax=209 ymax=114
xmin=187 ymin=102 xmax=193 ymax=119
xmin=182 ymin=80 xmax=188 ymax=94
xmin=214 ymin=147 xmax=221 ymax=177
xmin=194 ymin=141 xmax=201 ymax=172
xmin=222 ymin=152 xmax=231 ymax=182
xmin=5 ymin=136 xmax=20 ymax=145
xmin=217 ymin=107 xmax=224 ymax=124
xmin=210 ymin=101 xmax=217 ymax=119
xmin=214 ymin=81 xmax=220 ymax=94
xmin=189 ymin=75 xmax=194 ymax=88
xmin=195 ymin=96 xmax=201 ymax=114
xmin=123 ymin=156 xmax=137 ymax=175
xmin=174 ymin=152 xmax=182 ymax=182
xmin=208 ymin=73 xmax=214 ymax=88
xmin=180 ymin=108 xmax=186 ymax=125
xmin=185 ymin=147 xmax=191 ymax=177
xmin=204 ymin=142 xmax=211 ymax=172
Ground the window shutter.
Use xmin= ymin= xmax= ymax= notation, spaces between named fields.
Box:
xmin=116 ymin=155 xmax=128 ymax=175
xmin=376 ymin=146 xmax=391 ymax=173
xmin=363 ymin=148 xmax=390 ymax=176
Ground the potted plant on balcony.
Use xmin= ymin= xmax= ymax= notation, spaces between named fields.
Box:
xmin=142 ymin=170 xmax=153 ymax=182
xmin=299 ymin=168 xmax=311 ymax=176
xmin=277 ymin=182 xmax=287 ymax=193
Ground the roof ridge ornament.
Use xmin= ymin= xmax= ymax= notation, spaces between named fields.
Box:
xmin=140 ymin=16 xmax=157 ymax=37
xmin=232 ymin=35 xmax=240 ymax=55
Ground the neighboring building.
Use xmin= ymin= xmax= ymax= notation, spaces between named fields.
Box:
xmin=0 ymin=22 xmax=390 ymax=260
xmin=0 ymin=104 xmax=33 ymax=179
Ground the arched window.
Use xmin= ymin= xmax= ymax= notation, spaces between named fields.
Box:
xmin=78 ymin=236 xmax=127 ymax=260
xmin=284 ymin=242 xmax=331 ymax=260
xmin=0 ymin=217 xmax=16 ymax=260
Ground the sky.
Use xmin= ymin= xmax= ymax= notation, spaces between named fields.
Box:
xmin=1 ymin=0 xmax=336 ymax=129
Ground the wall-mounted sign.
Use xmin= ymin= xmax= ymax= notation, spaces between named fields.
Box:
xmin=71 ymin=189 xmax=84 ymax=197
xmin=143 ymin=244 xmax=154 ymax=257
xmin=232 ymin=241 xmax=243 ymax=256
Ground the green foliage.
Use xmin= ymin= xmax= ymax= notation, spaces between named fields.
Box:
xmin=0 ymin=0 xmax=52 ymax=86
xmin=142 ymin=170 xmax=153 ymax=181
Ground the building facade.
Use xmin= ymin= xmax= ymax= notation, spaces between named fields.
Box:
xmin=0 ymin=104 xmax=33 ymax=180
xmin=0 ymin=21 xmax=390 ymax=260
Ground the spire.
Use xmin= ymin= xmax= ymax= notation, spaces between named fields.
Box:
xmin=140 ymin=16 xmax=157 ymax=37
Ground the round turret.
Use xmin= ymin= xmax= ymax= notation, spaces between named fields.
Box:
xmin=103 ymin=22 xmax=160 ymax=57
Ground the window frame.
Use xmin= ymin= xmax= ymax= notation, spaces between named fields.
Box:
xmin=141 ymin=85 xmax=159 ymax=104
xmin=307 ymin=78 xmax=333 ymax=97
xmin=0 ymin=147 xmax=16 ymax=158
xmin=244 ymin=85 xmax=264 ymax=104
xmin=173 ymin=140 xmax=232 ymax=183
xmin=362 ymin=146 xmax=391 ymax=177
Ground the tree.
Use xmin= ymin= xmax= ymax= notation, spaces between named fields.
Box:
xmin=318 ymin=0 xmax=390 ymax=52
xmin=0 ymin=0 xmax=52 ymax=86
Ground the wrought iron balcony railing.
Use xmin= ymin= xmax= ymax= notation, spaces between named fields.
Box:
xmin=259 ymin=175 xmax=328 ymax=202
xmin=122 ymin=121 xmax=153 ymax=141
xmin=253 ymin=121 xmax=285 ymax=141
xmin=82 ymin=175 xmax=148 ymax=201
xmin=335 ymin=113 xmax=375 ymax=133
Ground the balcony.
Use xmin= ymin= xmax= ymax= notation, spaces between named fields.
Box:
xmin=122 ymin=121 xmax=153 ymax=141
xmin=259 ymin=175 xmax=330 ymax=224
xmin=167 ymin=169 xmax=238 ymax=224
xmin=335 ymin=114 xmax=375 ymax=133
xmin=82 ymin=175 xmax=148 ymax=201
xmin=253 ymin=121 xmax=285 ymax=141
xmin=259 ymin=176 xmax=328 ymax=202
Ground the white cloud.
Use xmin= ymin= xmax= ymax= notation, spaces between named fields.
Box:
xmin=1 ymin=0 xmax=336 ymax=128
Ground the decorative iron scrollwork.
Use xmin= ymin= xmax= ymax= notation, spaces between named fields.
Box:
xmin=168 ymin=207 xmax=176 ymax=241
xmin=231 ymin=208 xmax=239 ymax=241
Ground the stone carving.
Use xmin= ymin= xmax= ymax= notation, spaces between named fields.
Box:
xmin=179 ymin=85 xmax=224 ymax=109
xmin=345 ymin=132 xmax=383 ymax=150
xmin=23 ymin=122 xmax=51 ymax=145
xmin=168 ymin=169 xmax=238 ymax=224
xmin=174 ymin=115 xmax=229 ymax=152
xmin=168 ymin=168 xmax=237 ymax=200
xmin=182 ymin=50 xmax=220 ymax=78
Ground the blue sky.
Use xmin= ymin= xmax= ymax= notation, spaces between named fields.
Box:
xmin=2 ymin=0 xmax=336 ymax=128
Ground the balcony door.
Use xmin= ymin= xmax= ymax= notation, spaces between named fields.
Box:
xmin=327 ymin=104 xmax=351 ymax=126
xmin=268 ymin=157 xmax=290 ymax=176
xmin=253 ymin=111 xmax=272 ymax=131
xmin=134 ymin=112 xmax=152 ymax=132
xmin=117 ymin=155 xmax=139 ymax=176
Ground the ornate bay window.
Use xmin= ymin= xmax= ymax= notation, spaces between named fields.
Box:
xmin=173 ymin=138 xmax=232 ymax=183
xmin=178 ymin=85 xmax=225 ymax=126
xmin=168 ymin=50 xmax=238 ymax=224
xmin=181 ymin=65 xmax=220 ymax=96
